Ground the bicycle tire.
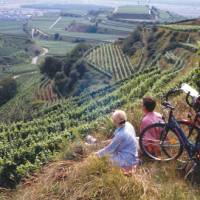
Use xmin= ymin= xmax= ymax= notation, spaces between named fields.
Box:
xmin=139 ymin=123 xmax=184 ymax=161
xmin=178 ymin=120 xmax=200 ymax=143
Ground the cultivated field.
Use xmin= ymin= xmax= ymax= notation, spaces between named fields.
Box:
xmin=116 ymin=5 xmax=150 ymax=15
xmin=36 ymin=40 xmax=77 ymax=56
xmin=0 ymin=20 xmax=26 ymax=35
xmin=86 ymin=43 xmax=135 ymax=80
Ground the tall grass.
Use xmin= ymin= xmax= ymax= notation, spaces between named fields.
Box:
xmin=11 ymin=156 xmax=200 ymax=200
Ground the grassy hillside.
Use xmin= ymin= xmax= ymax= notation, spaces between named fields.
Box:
xmin=0 ymin=63 xmax=198 ymax=188
xmin=122 ymin=23 xmax=199 ymax=73
xmin=0 ymin=19 xmax=199 ymax=199
xmin=35 ymin=40 xmax=77 ymax=56
xmin=0 ymin=32 xmax=43 ymax=111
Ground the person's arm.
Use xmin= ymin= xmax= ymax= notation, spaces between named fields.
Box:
xmin=97 ymin=132 xmax=122 ymax=158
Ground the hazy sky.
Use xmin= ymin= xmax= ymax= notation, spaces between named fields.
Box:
xmin=5 ymin=0 xmax=200 ymax=5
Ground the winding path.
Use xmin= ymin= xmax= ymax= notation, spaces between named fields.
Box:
xmin=31 ymin=48 xmax=49 ymax=65
xmin=13 ymin=48 xmax=49 ymax=80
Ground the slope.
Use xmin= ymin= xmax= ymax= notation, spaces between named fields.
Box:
xmin=0 ymin=19 xmax=199 ymax=199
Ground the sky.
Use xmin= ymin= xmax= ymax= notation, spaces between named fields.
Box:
xmin=3 ymin=0 xmax=200 ymax=5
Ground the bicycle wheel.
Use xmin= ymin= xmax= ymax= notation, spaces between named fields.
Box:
xmin=139 ymin=123 xmax=183 ymax=161
xmin=178 ymin=120 xmax=200 ymax=143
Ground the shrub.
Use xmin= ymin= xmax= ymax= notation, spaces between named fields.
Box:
xmin=0 ymin=77 xmax=17 ymax=106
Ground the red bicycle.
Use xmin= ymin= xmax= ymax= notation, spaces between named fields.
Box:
xmin=178 ymin=85 xmax=200 ymax=143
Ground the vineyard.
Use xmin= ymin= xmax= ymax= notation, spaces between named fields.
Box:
xmin=35 ymin=77 xmax=59 ymax=104
xmin=86 ymin=43 xmax=135 ymax=81
xmin=0 ymin=57 xmax=199 ymax=188
xmin=0 ymin=11 xmax=200 ymax=194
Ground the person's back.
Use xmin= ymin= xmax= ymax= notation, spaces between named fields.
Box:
xmin=110 ymin=121 xmax=138 ymax=167
xmin=140 ymin=97 xmax=163 ymax=155
xmin=97 ymin=110 xmax=139 ymax=168
xmin=140 ymin=111 xmax=162 ymax=132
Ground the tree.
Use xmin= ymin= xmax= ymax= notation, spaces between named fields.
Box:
xmin=40 ymin=56 xmax=63 ymax=78
xmin=34 ymin=49 xmax=41 ymax=56
xmin=63 ymin=43 xmax=90 ymax=76
xmin=76 ymin=60 xmax=86 ymax=77
xmin=54 ymin=33 xmax=60 ymax=40
xmin=0 ymin=77 xmax=17 ymax=106
xmin=122 ymin=28 xmax=141 ymax=55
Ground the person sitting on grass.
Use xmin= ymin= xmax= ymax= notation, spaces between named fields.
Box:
xmin=96 ymin=110 xmax=139 ymax=172
xmin=140 ymin=97 xmax=163 ymax=156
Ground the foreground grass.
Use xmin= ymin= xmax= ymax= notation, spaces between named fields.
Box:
xmin=2 ymin=154 xmax=199 ymax=200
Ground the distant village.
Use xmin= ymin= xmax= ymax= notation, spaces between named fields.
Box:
xmin=0 ymin=7 xmax=48 ymax=20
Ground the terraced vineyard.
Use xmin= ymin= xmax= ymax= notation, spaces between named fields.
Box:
xmin=35 ymin=77 xmax=59 ymax=104
xmin=0 ymin=60 xmax=198 ymax=188
xmin=86 ymin=43 xmax=135 ymax=80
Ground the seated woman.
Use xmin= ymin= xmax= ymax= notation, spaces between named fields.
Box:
xmin=96 ymin=110 xmax=139 ymax=171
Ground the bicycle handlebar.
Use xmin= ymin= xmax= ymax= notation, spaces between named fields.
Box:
xmin=162 ymin=88 xmax=199 ymax=112
xmin=161 ymin=88 xmax=180 ymax=110
xmin=162 ymin=88 xmax=180 ymax=102
xmin=162 ymin=101 xmax=175 ymax=110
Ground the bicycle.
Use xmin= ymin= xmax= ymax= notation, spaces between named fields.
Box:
xmin=178 ymin=91 xmax=200 ymax=143
xmin=139 ymin=86 xmax=200 ymax=163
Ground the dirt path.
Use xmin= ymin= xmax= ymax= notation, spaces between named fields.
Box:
xmin=12 ymin=48 xmax=48 ymax=80
xmin=31 ymin=48 xmax=49 ymax=65
xmin=49 ymin=16 xmax=62 ymax=30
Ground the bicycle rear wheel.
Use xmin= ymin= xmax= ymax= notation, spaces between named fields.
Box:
xmin=139 ymin=123 xmax=183 ymax=161
xmin=178 ymin=120 xmax=200 ymax=143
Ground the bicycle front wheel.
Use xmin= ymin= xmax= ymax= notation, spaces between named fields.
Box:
xmin=139 ymin=123 xmax=183 ymax=161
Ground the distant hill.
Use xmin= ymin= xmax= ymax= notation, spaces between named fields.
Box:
xmin=110 ymin=5 xmax=185 ymax=22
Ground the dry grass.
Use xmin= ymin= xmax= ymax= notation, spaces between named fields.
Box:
xmin=5 ymin=155 xmax=200 ymax=200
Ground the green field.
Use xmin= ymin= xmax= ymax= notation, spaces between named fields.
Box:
xmin=36 ymin=40 xmax=77 ymax=55
xmin=29 ymin=15 xmax=59 ymax=31
xmin=29 ymin=15 xmax=127 ymax=42
xmin=116 ymin=5 xmax=150 ymax=14
xmin=8 ymin=63 xmax=38 ymax=74
xmin=0 ymin=20 xmax=26 ymax=35
xmin=61 ymin=9 xmax=88 ymax=16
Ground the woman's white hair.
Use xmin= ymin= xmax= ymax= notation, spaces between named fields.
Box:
xmin=112 ymin=110 xmax=127 ymax=125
